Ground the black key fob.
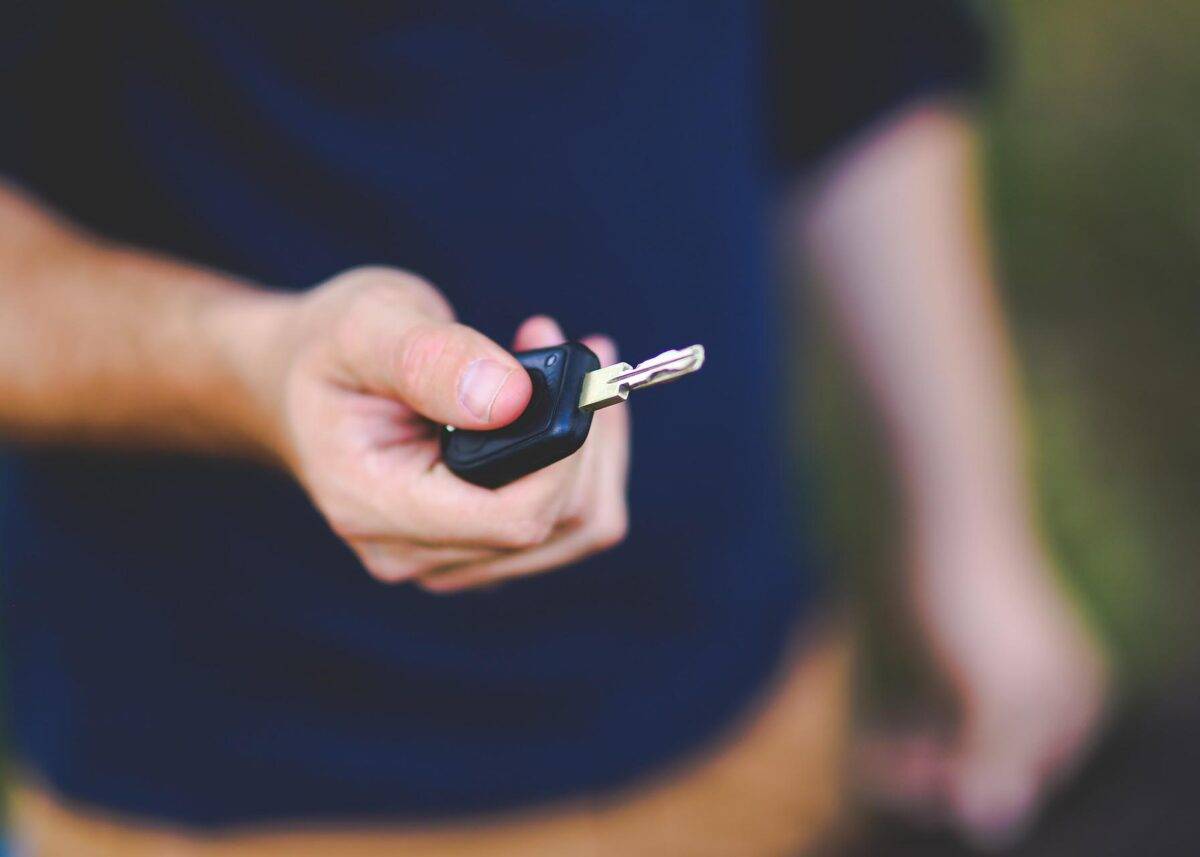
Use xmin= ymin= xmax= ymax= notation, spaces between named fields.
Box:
xmin=440 ymin=342 xmax=601 ymax=488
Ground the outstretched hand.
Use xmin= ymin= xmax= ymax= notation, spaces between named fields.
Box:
xmin=254 ymin=266 xmax=630 ymax=592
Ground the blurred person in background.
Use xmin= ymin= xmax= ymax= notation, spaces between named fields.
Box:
xmin=0 ymin=3 xmax=1108 ymax=855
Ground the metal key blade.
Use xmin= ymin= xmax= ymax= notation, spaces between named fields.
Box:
xmin=578 ymin=344 xmax=705 ymax=412
xmin=612 ymin=345 xmax=706 ymax=390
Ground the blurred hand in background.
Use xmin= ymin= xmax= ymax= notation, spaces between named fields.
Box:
xmin=798 ymin=103 xmax=1111 ymax=848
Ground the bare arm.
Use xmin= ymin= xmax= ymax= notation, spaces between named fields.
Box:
xmin=0 ymin=181 xmax=629 ymax=591
xmin=0 ymin=182 xmax=286 ymax=457
xmin=797 ymin=104 xmax=1109 ymax=845
xmin=801 ymin=107 xmax=1028 ymax=548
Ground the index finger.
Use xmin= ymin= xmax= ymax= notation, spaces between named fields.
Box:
xmin=394 ymin=449 xmax=586 ymax=549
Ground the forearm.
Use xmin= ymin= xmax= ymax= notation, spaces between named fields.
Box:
xmin=0 ymin=182 xmax=291 ymax=459
xmin=805 ymin=106 xmax=1110 ymax=842
xmin=800 ymin=104 xmax=1035 ymax=552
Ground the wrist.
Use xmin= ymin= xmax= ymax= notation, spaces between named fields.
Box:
xmin=193 ymin=281 xmax=301 ymax=467
xmin=89 ymin=242 xmax=303 ymax=464
xmin=902 ymin=472 xmax=1041 ymax=568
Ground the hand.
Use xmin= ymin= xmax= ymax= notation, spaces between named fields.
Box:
xmin=858 ymin=524 xmax=1111 ymax=849
xmin=255 ymin=266 xmax=630 ymax=592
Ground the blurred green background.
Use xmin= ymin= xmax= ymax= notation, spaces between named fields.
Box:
xmin=809 ymin=0 xmax=1200 ymax=704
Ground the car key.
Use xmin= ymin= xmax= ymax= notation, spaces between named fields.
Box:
xmin=441 ymin=342 xmax=705 ymax=488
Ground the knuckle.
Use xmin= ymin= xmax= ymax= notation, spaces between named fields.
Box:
xmin=558 ymin=505 xmax=586 ymax=528
xmin=416 ymin=576 xmax=461 ymax=596
xmin=322 ymin=267 xmax=441 ymax=320
xmin=338 ymin=265 xmax=425 ymax=293
xmin=338 ymin=264 xmax=397 ymax=284
xmin=339 ymin=267 xmax=451 ymax=321
xmin=327 ymin=514 xmax=369 ymax=544
xmin=395 ymin=322 xmax=452 ymax=394
xmin=497 ymin=518 xmax=553 ymax=550
xmin=322 ymin=267 xmax=407 ymax=310
xmin=591 ymin=507 xmax=629 ymax=551
xmin=523 ymin=471 xmax=575 ymax=518
xmin=366 ymin=557 xmax=425 ymax=585
xmin=350 ymin=281 xmax=409 ymax=318
xmin=349 ymin=538 xmax=428 ymax=584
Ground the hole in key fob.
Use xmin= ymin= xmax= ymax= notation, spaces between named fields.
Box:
xmin=440 ymin=342 xmax=601 ymax=489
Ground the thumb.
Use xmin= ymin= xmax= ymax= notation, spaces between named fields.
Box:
xmin=393 ymin=321 xmax=531 ymax=428
xmin=340 ymin=304 xmax=531 ymax=428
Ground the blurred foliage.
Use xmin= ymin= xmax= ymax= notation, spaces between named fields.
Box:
xmin=810 ymin=0 xmax=1200 ymax=704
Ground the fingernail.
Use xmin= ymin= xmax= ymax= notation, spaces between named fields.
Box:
xmin=459 ymin=359 xmax=513 ymax=422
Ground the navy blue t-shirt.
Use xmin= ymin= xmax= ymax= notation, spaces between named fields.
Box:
xmin=0 ymin=2 xmax=983 ymax=826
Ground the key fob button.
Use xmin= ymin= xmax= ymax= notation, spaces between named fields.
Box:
xmin=440 ymin=342 xmax=600 ymax=488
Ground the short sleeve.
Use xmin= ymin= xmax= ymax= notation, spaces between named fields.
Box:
xmin=767 ymin=0 xmax=991 ymax=172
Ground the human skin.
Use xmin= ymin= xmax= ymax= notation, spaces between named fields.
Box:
xmin=0 ymin=100 xmax=1108 ymax=845
xmin=0 ymin=187 xmax=629 ymax=592
xmin=800 ymin=102 xmax=1110 ymax=847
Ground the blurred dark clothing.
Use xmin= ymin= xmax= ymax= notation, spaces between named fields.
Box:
xmin=10 ymin=629 xmax=853 ymax=855
xmin=0 ymin=1 xmax=982 ymax=827
xmin=768 ymin=0 xmax=989 ymax=168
